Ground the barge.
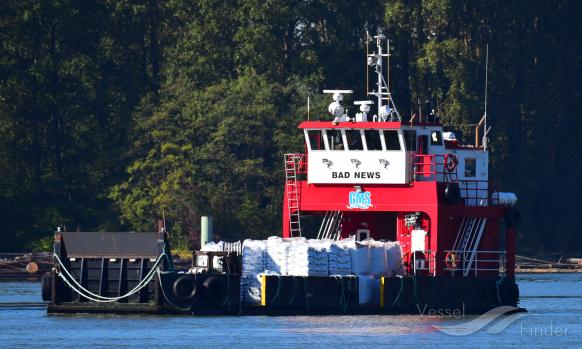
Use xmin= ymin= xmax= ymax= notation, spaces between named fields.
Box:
xmin=42 ymin=29 xmax=522 ymax=315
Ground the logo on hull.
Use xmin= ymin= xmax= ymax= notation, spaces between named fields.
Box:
xmin=347 ymin=191 xmax=373 ymax=209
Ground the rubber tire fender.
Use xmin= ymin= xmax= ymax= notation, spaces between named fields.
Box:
xmin=444 ymin=182 xmax=461 ymax=204
xmin=172 ymin=275 xmax=198 ymax=301
xmin=203 ymin=275 xmax=225 ymax=303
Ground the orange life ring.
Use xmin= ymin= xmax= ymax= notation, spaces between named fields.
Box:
xmin=444 ymin=154 xmax=458 ymax=172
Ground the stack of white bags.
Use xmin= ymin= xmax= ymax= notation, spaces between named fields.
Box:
xmin=328 ymin=242 xmax=351 ymax=275
xmin=240 ymin=239 xmax=267 ymax=304
xmin=287 ymin=239 xmax=330 ymax=276
xmin=264 ymin=237 xmax=290 ymax=275
xmin=238 ymin=237 xmax=405 ymax=305
xmin=200 ymin=241 xmax=225 ymax=252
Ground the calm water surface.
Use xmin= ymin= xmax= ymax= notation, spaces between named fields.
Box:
xmin=0 ymin=274 xmax=580 ymax=348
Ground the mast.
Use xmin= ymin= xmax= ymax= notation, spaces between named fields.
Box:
xmin=375 ymin=31 xmax=384 ymax=114
xmin=367 ymin=28 xmax=401 ymax=121
xmin=483 ymin=44 xmax=489 ymax=150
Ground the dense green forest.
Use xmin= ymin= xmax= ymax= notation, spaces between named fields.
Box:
xmin=1 ymin=0 xmax=581 ymax=253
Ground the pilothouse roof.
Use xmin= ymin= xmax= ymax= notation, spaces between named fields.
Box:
xmin=298 ymin=121 xmax=443 ymax=129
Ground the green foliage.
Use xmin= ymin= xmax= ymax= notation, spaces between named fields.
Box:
xmin=111 ymin=75 xmax=298 ymax=243
xmin=1 ymin=0 xmax=582 ymax=252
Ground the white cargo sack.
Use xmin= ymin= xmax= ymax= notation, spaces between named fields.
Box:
xmin=345 ymin=240 xmax=370 ymax=275
xmin=287 ymin=239 xmax=329 ymax=276
xmin=385 ymin=241 xmax=405 ymax=276
xmin=309 ymin=239 xmax=331 ymax=276
xmin=201 ymin=241 xmax=224 ymax=252
xmin=365 ymin=240 xmax=387 ymax=275
xmin=329 ymin=241 xmax=351 ymax=275
xmin=264 ymin=237 xmax=289 ymax=275
xmin=240 ymin=239 xmax=266 ymax=304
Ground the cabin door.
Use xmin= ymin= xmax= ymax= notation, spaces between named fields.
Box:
xmin=418 ymin=135 xmax=430 ymax=177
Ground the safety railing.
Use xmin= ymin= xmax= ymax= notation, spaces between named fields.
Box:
xmin=458 ymin=180 xmax=490 ymax=206
xmin=411 ymin=250 xmax=437 ymax=276
xmin=222 ymin=241 xmax=242 ymax=255
xmin=284 ymin=153 xmax=308 ymax=175
xmin=411 ymin=154 xmax=457 ymax=183
xmin=411 ymin=250 xmax=507 ymax=276
xmin=443 ymin=250 xmax=507 ymax=276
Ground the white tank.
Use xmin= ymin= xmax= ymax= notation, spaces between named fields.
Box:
xmin=492 ymin=192 xmax=518 ymax=206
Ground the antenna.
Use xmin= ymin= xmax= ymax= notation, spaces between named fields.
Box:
xmin=162 ymin=210 xmax=166 ymax=232
xmin=307 ymin=96 xmax=310 ymax=121
xmin=387 ymin=37 xmax=390 ymax=102
xmin=365 ymin=31 xmax=372 ymax=95
xmin=367 ymin=28 xmax=401 ymax=122
xmin=483 ymin=44 xmax=489 ymax=150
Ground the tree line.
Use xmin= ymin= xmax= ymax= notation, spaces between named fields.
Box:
xmin=1 ymin=0 xmax=581 ymax=253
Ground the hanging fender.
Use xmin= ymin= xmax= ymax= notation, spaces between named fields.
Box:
xmin=444 ymin=182 xmax=462 ymax=204
xmin=203 ymin=275 xmax=225 ymax=303
xmin=172 ymin=275 xmax=198 ymax=301
xmin=504 ymin=207 xmax=522 ymax=228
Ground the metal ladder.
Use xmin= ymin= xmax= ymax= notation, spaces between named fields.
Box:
xmin=317 ymin=211 xmax=343 ymax=240
xmin=452 ymin=217 xmax=488 ymax=276
xmin=284 ymin=154 xmax=302 ymax=237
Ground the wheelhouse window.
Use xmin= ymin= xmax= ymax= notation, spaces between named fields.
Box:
xmin=326 ymin=129 xmax=344 ymax=150
xmin=346 ymin=130 xmax=363 ymax=150
xmin=430 ymin=131 xmax=443 ymax=146
xmin=384 ymin=130 xmax=401 ymax=151
xmin=364 ymin=130 xmax=383 ymax=150
xmin=403 ymin=130 xmax=417 ymax=151
xmin=307 ymin=130 xmax=324 ymax=150
xmin=465 ymin=158 xmax=476 ymax=177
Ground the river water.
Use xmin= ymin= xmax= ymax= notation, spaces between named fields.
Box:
xmin=0 ymin=273 xmax=580 ymax=348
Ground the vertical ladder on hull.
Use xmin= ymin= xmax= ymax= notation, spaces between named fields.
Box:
xmin=452 ymin=217 xmax=488 ymax=276
xmin=285 ymin=154 xmax=302 ymax=237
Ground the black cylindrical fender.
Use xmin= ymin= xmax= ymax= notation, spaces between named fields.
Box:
xmin=444 ymin=182 xmax=461 ymax=204
xmin=41 ymin=272 xmax=52 ymax=302
xmin=504 ymin=207 xmax=522 ymax=228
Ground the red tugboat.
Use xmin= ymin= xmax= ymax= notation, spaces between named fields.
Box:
xmin=43 ymin=30 xmax=521 ymax=315
xmin=280 ymin=29 xmax=521 ymax=312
